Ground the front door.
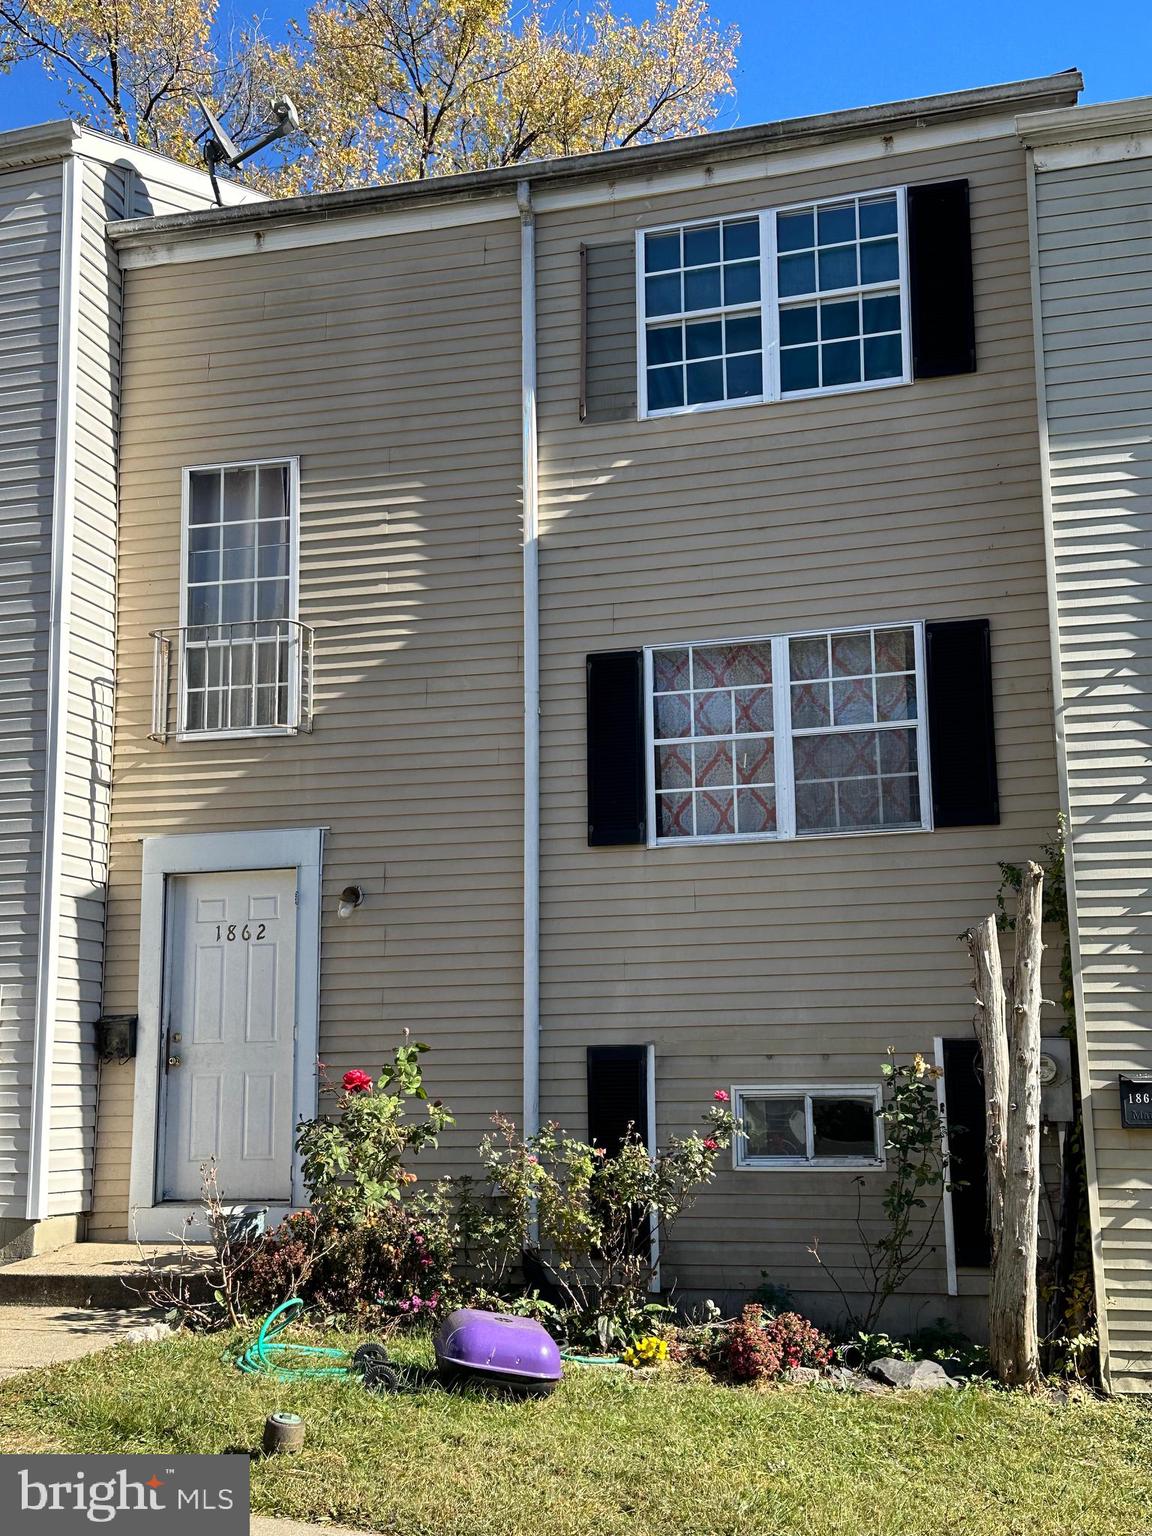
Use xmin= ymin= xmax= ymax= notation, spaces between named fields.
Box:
xmin=161 ymin=868 xmax=297 ymax=1203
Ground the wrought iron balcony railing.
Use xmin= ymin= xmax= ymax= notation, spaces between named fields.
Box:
xmin=150 ymin=620 xmax=314 ymax=743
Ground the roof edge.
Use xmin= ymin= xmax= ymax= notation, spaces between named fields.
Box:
xmin=1018 ymin=93 xmax=1152 ymax=146
xmin=108 ymin=70 xmax=1082 ymax=248
xmin=0 ymin=119 xmax=81 ymax=170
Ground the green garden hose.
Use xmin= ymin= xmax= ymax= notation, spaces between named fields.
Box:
xmin=234 ymin=1298 xmax=356 ymax=1381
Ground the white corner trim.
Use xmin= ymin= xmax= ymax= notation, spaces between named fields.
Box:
xmin=118 ymin=193 xmax=518 ymax=269
xmin=128 ymin=827 xmax=324 ymax=1240
xmin=518 ymin=181 xmax=541 ymax=1150
xmin=27 ymin=154 xmax=84 ymax=1222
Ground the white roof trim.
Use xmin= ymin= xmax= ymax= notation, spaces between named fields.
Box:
xmin=117 ymin=111 xmax=1024 ymax=270
xmin=1019 ymin=95 xmax=1152 ymax=172
xmin=119 ymin=191 xmax=518 ymax=268
xmin=0 ymin=117 xmax=262 ymax=205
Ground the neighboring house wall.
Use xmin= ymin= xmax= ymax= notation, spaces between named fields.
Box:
xmin=90 ymin=223 xmax=526 ymax=1236
xmin=534 ymin=131 xmax=1062 ymax=1317
xmin=0 ymin=161 xmax=60 ymax=1220
xmin=0 ymin=125 xmax=262 ymax=1243
xmin=1027 ymin=120 xmax=1152 ymax=1393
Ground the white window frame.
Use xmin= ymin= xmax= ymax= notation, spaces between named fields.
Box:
xmin=644 ymin=619 xmax=933 ymax=848
xmin=636 ymin=185 xmax=911 ymax=420
xmin=732 ymin=1083 xmax=885 ymax=1171
xmin=177 ymin=455 xmax=301 ymax=742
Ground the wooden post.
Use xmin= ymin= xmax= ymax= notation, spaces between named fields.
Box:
xmin=967 ymin=863 xmax=1044 ymax=1389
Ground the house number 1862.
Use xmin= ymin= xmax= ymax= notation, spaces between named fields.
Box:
xmin=215 ymin=923 xmax=267 ymax=942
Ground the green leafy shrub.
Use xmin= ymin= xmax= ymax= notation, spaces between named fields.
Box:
xmin=470 ymin=1095 xmax=739 ymax=1348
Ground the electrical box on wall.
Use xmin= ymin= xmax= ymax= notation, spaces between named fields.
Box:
xmin=1119 ymin=1076 xmax=1152 ymax=1130
xmin=1039 ymin=1038 xmax=1074 ymax=1123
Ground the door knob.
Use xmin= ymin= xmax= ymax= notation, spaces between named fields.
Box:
xmin=167 ymin=1055 xmax=181 ymax=1068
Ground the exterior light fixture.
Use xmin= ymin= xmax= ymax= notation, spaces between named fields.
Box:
xmin=338 ymin=885 xmax=364 ymax=918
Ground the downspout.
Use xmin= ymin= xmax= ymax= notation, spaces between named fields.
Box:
xmin=28 ymin=152 xmax=84 ymax=1221
xmin=518 ymin=180 xmax=541 ymax=1147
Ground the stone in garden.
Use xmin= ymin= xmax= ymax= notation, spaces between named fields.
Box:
xmin=866 ymin=1357 xmax=957 ymax=1389
xmin=783 ymin=1366 xmax=821 ymax=1385
xmin=123 ymin=1321 xmax=174 ymax=1345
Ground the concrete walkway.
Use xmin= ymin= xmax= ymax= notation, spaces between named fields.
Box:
xmin=0 ymin=1303 xmax=358 ymax=1533
xmin=0 ymin=1304 xmax=154 ymax=1380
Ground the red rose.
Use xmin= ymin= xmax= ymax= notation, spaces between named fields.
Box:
xmin=342 ymin=1069 xmax=373 ymax=1094
xmin=703 ymin=1138 xmax=719 ymax=1151
xmin=713 ymin=1089 xmax=730 ymax=1103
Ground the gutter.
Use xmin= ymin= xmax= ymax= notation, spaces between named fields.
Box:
xmin=107 ymin=71 xmax=1083 ymax=253
xmin=518 ymin=180 xmax=541 ymax=1147
xmin=27 ymin=153 xmax=85 ymax=1221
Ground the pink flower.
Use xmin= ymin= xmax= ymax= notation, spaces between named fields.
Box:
xmin=343 ymin=1069 xmax=373 ymax=1094
xmin=713 ymin=1089 xmax=730 ymax=1103
xmin=703 ymin=1138 xmax=719 ymax=1151
xmin=526 ymin=1155 xmax=538 ymax=1165
xmin=593 ymin=1147 xmax=607 ymax=1158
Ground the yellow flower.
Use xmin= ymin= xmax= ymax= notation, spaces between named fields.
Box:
xmin=622 ymin=1336 xmax=668 ymax=1368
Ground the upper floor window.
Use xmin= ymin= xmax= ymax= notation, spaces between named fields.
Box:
xmin=647 ymin=622 xmax=929 ymax=844
xmin=642 ymin=217 xmax=763 ymax=412
xmin=775 ymin=191 xmax=907 ymax=396
xmin=174 ymin=459 xmax=305 ymax=737
xmin=637 ymin=187 xmax=909 ymax=418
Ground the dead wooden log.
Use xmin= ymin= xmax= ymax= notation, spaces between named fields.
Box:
xmin=967 ymin=862 xmax=1045 ymax=1389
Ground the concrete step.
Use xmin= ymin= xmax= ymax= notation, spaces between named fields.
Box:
xmin=0 ymin=1242 xmax=211 ymax=1308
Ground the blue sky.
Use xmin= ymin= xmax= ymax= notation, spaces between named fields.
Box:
xmin=1 ymin=0 xmax=1149 ymax=135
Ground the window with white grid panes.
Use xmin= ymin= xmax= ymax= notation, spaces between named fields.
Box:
xmin=774 ymin=191 xmax=907 ymax=396
xmin=182 ymin=462 xmax=295 ymax=733
xmin=648 ymin=623 xmax=927 ymax=843
xmin=651 ymin=640 xmax=776 ymax=839
xmin=641 ymin=217 xmax=764 ymax=413
xmin=788 ymin=625 xmax=923 ymax=834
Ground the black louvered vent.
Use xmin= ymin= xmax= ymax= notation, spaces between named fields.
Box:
xmin=907 ymin=179 xmax=977 ymax=379
xmin=926 ymin=618 xmax=999 ymax=827
xmin=942 ymin=1039 xmax=992 ymax=1268
xmin=587 ymin=649 xmax=647 ymax=846
xmin=587 ymin=1046 xmax=649 ymax=1154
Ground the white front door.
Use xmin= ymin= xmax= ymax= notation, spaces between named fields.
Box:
xmin=161 ymin=868 xmax=297 ymax=1203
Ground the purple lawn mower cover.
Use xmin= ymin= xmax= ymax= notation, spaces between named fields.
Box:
xmin=434 ymin=1308 xmax=563 ymax=1395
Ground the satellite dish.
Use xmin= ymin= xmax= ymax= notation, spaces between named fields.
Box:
xmin=195 ymin=94 xmax=302 ymax=203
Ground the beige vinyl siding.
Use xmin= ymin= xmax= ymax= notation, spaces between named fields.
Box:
xmin=91 ymin=221 xmax=525 ymax=1235
xmin=0 ymin=162 xmax=61 ymax=1217
xmin=535 ymin=133 xmax=1060 ymax=1319
xmin=1034 ymin=153 xmax=1152 ymax=1393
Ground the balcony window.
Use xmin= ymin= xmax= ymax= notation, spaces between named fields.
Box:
xmin=150 ymin=459 xmax=311 ymax=741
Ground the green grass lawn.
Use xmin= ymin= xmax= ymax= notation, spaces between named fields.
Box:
xmin=1 ymin=1329 xmax=1150 ymax=1536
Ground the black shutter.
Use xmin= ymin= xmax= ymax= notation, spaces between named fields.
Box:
xmin=907 ymin=179 xmax=976 ymax=379
xmin=942 ymin=1039 xmax=991 ymax=1268
xmin=925 ymin=618 xmax=999 ymax=827
xmin=587 ymin=1045 xmax=649 ymax=1154
xmin=587 ymin=649 xmax=647 ymax=846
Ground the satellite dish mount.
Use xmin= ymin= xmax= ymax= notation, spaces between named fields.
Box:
xmin=197 ymin=94 xmax=301 ymax=204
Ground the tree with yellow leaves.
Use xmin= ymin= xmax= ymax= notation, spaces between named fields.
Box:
xmin=0 ymin=0 xmax=739 ymax=191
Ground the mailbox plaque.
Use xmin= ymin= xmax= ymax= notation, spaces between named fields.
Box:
xmin=1119 ymin=1076 xmax=1152 ymax=1129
